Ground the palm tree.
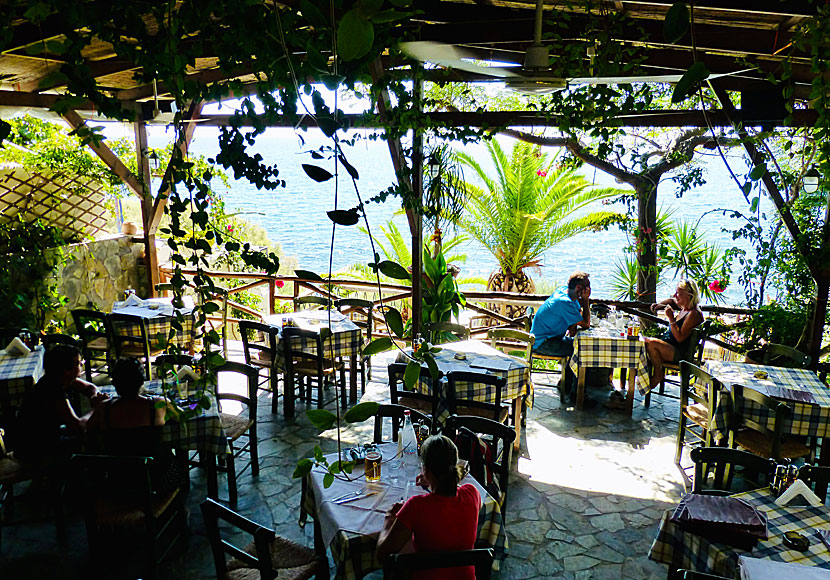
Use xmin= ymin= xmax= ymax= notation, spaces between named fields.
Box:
xmin=454 ymin=139 xmax=628 ymax=315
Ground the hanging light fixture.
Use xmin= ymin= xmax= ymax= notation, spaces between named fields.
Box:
xmin=803 ymin=166 xmax=821 ymax=194
xmin=427 ymin=153 xmax=441 ymax=182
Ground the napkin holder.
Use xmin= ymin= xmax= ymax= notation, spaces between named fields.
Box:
xmin=4 ymin=336 xmax=31 ymax=356
xmin=670 ymin=493 xmax=768 ymax=550
xmin=175 ymin=366 xmax=201 ymax=382
xmin=124 ymin=293 xmax=144 ymax=307
xmin=775 ymin=479 xmax=823 ymax=508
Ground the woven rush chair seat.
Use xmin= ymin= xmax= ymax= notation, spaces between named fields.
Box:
xmin=683 ymin=403 xmax=709 ymax=427
xmin=226 ymin=536 xmax=320 ymax=577
xmin=253 ymin=350 xmax=273 ymax=367
xmin=733 ymin=430 xmax=811 ymax=460
xmin=94 ymin=488 xmax=180 ymax=527
xmin=455 ymin=404 xmax=510 ymax=423
xmin=219 ymin=413 xmax=255 ymax=442
xmin=396 ymin=395 xmax=434 ymax=415
xmin=85 ymin=336 xmax=109 ymax=351
xmin=293 ymin=359 xmax=342 ymax=375
xmin=0 ymin=455 xmax=28 ymax=484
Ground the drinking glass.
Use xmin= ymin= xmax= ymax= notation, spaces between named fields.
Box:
xmin=365 ymin=451 xmax=382 ymax=482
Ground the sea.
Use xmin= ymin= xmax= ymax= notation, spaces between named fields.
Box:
xmin=135 ymin=125 xmax=770 ymax=307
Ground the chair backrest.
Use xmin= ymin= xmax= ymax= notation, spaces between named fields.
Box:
xmin=682 ymin=319 xmax=712 ymax=364
xmin=446 ymin=371 xmax=506 ymax=422
xmin=679 ymin=361 xmax=721 ymax=423
xmin=293 ymin=295 xmax=332 ymax=311
xmin=41 ymin=333 xmax=81 ymax=351
xmin=690 ymin=447 xmax=776 ymax=494
xmin=763 ymin=343 xmax=811 ymax=368
xmin=383 ymin=548 xmax=494 ymax=580
xmin=387 ymin=362 xmax=443 ymax=419
xmin=425 ymin=321 xmax=470 ymax=344
xmin=72 ymin=453 xmax=156 ymax=512
xmin=154 ymin=353 xmax=198 ymax=380
xmin=797 ymin=464 xmax=830 ymax=503
xmin=200 ymin=498 xmax=278 ymax=580
xmin=373 ymin=403 xmax=431 ymax=443
xmin=213 ymin=361 xmax=259 ymax=413
xmin=730 ymin=383 xmax=791 ymax=461
xmin=488 ymin=328 xmax=534 ymax=363
xmin=110 ymin=312 xmax=152 ymax=355
xmin=239 ymin=320 xmax=279 ymax=367
xmin=71 ymin=309 xmax=112 ymax=379
xmin=335 ymin=298 xmax=373 ymax=342
xmin=444 ymin=414 xmax=516 ymax=506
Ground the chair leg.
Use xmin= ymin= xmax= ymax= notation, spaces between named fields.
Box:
xmin=250 ymin=426 xmax=259 ymax=478
xmin=675 ymin=415 xmax=685 ymax=465
xmin=644 ymin=391 xmax=652 ymax=407
xmin=270 ymin=369 xmax=280 ymax=415
xmin=226 ymin=440 xmax=238 ymax=509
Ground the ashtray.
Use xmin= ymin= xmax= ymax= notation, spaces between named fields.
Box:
xmin=753 ymin=370 xmax=769 ymax=379
xmin=148 ymin=302 xmax=160 ymax=310
xmin=454 ymin=352 xmax=467 ymax=360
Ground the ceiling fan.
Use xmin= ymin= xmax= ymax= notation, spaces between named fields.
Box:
xmin=143 ymin=79 xmax=206 ymax=124
xmin=400 ymin=0 xmax=706 ymax=95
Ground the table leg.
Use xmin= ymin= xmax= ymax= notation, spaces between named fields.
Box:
xmin=285 ymin=369 xmax=295 ymax=420
xmin=349 ymin=354 xmax=358 ymax=405
xmin=626 ymin=367 xmax=636 ymax=415
xmin=513 ymin=398 xmax=522 ymax=451
xmin=313 ymin=517 xmax=331 ymax=580
xmin=576 ymin=368 xmax=586 ymax=410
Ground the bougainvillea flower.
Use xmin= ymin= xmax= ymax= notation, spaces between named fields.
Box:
xmin=708 ymin=280 xmax=726 ymax=293
xmin=275 ymin=280 xmax=285 ymax=289
xmin=536 ymin=170 xmax=547 ymax=177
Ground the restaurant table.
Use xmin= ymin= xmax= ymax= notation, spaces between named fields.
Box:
xmin=649 ymin=487 xmax=830 ymax=577
xmin=0 ymin=345 xmax=44 ymax=416
xmin=299 ymin=442 xmax=508 ymax=580
xmin=111 ymin=297 xmax=196 ymax=352
xmin=568 ymin=325 xmax=650 ymax=413
xmin=394 ymin=339 xmax=532 ymax=450
xmin=706 ymin=361 xmax=830 ymax=463
xmin=263 ymin=310 xmax=363 ymax=413
xmin=98 ymin=379 xmax=230 ymax=499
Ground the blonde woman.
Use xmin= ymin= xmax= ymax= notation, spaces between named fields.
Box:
xmin=645 ymin=279 xmax=704 ymax=391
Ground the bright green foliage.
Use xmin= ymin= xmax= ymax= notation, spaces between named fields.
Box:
xmin=455 ymin=139 xmax=628 ymax=277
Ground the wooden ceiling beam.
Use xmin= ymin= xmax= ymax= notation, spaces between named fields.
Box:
xmin=618 ymin=0 xmax=817 ymax=17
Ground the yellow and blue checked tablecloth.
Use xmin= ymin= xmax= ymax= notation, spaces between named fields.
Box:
xmin=569 ymin=328 xmax=651 ymax=393
xmin=98 ymin=379 xmax=229 ymax=455
xmin=299 ymin=443 xmax=508 ymax=580
xmin=264 ymin=310 xmax=363 ymax=371
xmin=111 ymin=305 xmax=196 ymax=350
xmin=394 ymin=339 xmax=532 ymax=423
xmin=705 ymin=361 xmax=830 ymax=441
xmin=649 ymin=487 xmax=830 ymax=576
xmin=0 ymin=346 xmax=45 ymax=413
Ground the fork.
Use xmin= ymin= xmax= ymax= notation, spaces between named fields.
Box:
xmin=331 ymin=489 xmax=365 ymax=503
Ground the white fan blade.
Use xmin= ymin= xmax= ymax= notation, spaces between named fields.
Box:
xmin=399 ymin=41 xmax=521 ymax=79
xmin=567 ymin=74 xmax=685 ymax=86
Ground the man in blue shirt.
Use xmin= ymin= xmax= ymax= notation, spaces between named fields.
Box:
xmin=531 ymin=272 xmax=591 ymax=403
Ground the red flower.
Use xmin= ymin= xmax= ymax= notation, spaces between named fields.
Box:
xmin=275 ymin=280 xmax=285 ymax=289
xmin=536 ymin=170 xmax=547 ymax=177
xmin=642 ymin=227 xmax=653 ymax=234
xmin=226 ymin=225 xmax=234 ymax=232
xmin=708 ymin=280 xmax=726 ymax=293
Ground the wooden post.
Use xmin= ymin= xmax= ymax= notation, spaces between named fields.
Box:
xmin=133 ymin=117 xmax=160 ymax=297
xmin=410 ymin=75 xmax=424 ymax=339
xmin=636 ymin=182 xmax=658 ymax=304
xmin=269 ymin=278 xmax=276 ymax=315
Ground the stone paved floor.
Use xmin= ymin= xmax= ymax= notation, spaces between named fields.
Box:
xmin=1 ymin=345 xmax=689 ymax=579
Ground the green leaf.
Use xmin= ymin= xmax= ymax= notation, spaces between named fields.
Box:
xmin=363 ymin=337 xmax=393 ymax=356
xmin=295 ymin=269 xmax=324 ymax=282
xmin=671 ymin=62 xmax=709 ymax=104
xmin=383 ymin=306 xmax=405 ymax=338
xmin=313 ymin=445 xmax=325 ymax=462
xmin=202 ymin=301 xmax=220 ymax=314
xmin=321 ymin=74 xmax=346 ymax=91
xmin=339 ymin=154 xmax=359 ymax=180
xmin=329 ymin=460 xmax=344 ymax=474
xmin=370 ymin=9 xmax=411 ymax=23
xmin=424 ymin=352 xmax=440 ymax=381
xmin=293 ymin=458 xmax=313 ymax=478
xmin=663 ymin=2 xmax=689 ymax=44
xmin=344 ymin=401 xmax=380 ymax=423
xmin=357 ymin=0 xmax=383 ymax=18
xmin=300 ymin=0 xmax=328 ymax=27
xmin=306 ymin=42 xmax=329 ymax=72
xmin=306 ymin=409 xmax=338 ymax=431
xmin=388 ymin=0 xmax=410 ymax=7
xmin=749 ymin=164 xmax=767 ymax=181
xmin=750 ymin=196 xmax=759 ymax=213
xmin=342 ymin=460 xmax=354 ymax=474
xmin=0 ymin=120 xmax=11 ymax=146
xmin=317 ymin=116 xmax=340 ymax=137
xmin=337 ymin=10 xmax=374 ymax=62
xmin=302 ymin=164 xmax=333 ymax=182
xmin=378 ymin=260 xmax=411 ymax=280
xmin=404 ymin=360 xmax=422 ymax=390
xmin=323 ymin=472 xmax=335 ymax=488
xmin=328 ymin=209 xmax=360 ymax=226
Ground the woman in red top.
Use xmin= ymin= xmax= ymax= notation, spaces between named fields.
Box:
xmin=376 ymin=435 xmax=481 ymax=580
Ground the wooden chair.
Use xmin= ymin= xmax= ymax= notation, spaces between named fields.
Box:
xmin=676 ymin=571 xmax=731 ymax=580
xmin=373 ymin=404 xmax=431 ymax=444
xmin=446 ymin=371 xmax=509 ymax=424
xmin=200 ymin=498 xmax=323 ymax=580
xmin=110 ymin=313 xmax=165 ymax=379
xmin=0 ymin=428 xmax=32 ymax=549
xmin=71 ymin=309 xmax=113 ymax=381
xmin=763 ymin=343 xmax=811 ymax=368
xmin=425 ymin=321 xmax=469 ymax=344
xmin=293 ymin=295 xmax=332 ymax=311
xmin=797 ymin=464 xmax=830 ymax=503
xmin=383 ymin=548 xmax=494 ymax=580
xmin=212 ymin=361 xmax=260 ymax=509
xmin=72 ymin=454 xmax=188 ymax=580
xmin=388 ymin=362 xmax=443 ymax=419
xmin=282 ymin=327 xmax=345 ymax=414
xmin=729 ymin=383 xmax=811 ymax=462
xmin=488 ymin=328 xmax=533 ymax=363
xmin=239 ymin=320 xmax=281 ymax=414
xmin=444 ymin=415 xmax=516 ymax=507
xmin=645 ymin=319 xmax=711 ymax=407
xmin=41 ymin=333 xmax=81 ymax=351
xmin=153 ymin=353 xmax=198 ymax=380
xmin=690 ymin=447 xmax=776 ymax=495
xmin=675 ymin=362 xmax=723 ymax=471
xmin=335 ymin=297 xmax=374 ymax=392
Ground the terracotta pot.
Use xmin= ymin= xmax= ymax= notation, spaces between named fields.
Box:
xmin=121 ymin=221 xmax=137 ymax=235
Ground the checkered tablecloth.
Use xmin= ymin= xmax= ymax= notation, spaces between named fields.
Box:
xmin=111 ymin=306 xmax=196 ymax=350
xmin=706 ymin=361 xmax=830 ymax=441
xmin=0 ymin=346 xmax=45 ymax=413
xmin=98 ymin=379 xmax=229 ymax=455
xmin=649 ymin=487 xmax=830 ymax=576
xmin=394 ymin=340 xmax=532 ymax=423
xmin=264 ymin=311 xmax=363 ymax=371
xmin=569 ymin=328 xmax=650 ymax=394
xmin=299 ymin=443 xmax=508 ymax=580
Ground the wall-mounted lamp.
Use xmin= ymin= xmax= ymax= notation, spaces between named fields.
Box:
xmin=148 ymin=150 xmax=160 ymax=170
xmin=803 ymin=166 xmax=820 ymax=194
xmin=427 ymin=154 xmax=441 ymax=182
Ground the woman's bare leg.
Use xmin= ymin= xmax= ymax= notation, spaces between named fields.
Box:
xmin=645 ymin=338 xmax=678 ymax=391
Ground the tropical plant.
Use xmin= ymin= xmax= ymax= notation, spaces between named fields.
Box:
xmin=455 ymin=139 xmax=628 ymax=315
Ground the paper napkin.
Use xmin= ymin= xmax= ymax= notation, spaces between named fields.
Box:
xmin=175 ymin=366 xmax=200 ymax=382
xmin=4 ymin=336 xmax=31 ymax=356
xmin=775 ymin=478 xmax=823 ymax=507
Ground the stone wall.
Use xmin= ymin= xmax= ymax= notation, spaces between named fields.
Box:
xmin=54 ymin=234 xmax=141 ymax=327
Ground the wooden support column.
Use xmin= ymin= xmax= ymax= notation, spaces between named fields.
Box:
xmin=133 ymin=116 xmax=159 ymax=297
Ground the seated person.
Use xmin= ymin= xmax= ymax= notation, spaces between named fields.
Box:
xmin=15 ymin=344 xmax=107 ymax=465
xmin=376 ymin=435 xmax=480 ymax=580
xmin=530 ymin=271 xmax=591 ymax=401
xmin=645 ymin=279 xmax=705 ymax=391
xmin=87 ymin=357 xmax=183 ymax=493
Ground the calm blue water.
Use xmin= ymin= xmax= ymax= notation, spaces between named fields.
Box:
xmin=143 ymin=127 xmax=765 ymax=306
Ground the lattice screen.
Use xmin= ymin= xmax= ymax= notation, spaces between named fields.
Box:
xmin=0 ymin=165 xmax=109 ymax=238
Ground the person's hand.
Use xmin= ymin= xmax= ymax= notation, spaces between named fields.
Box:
xmin=415 ymin=473 xmax=430 ymax=490
xmin=665 ymin=306 xmax=675 ymax=323
xmin=386 ymin=501 xmax=403 ymax=518
xmin=90 ymin=392 xmax=109 ymax=408
xmin=650 ymin=302 xmax=659 ymax=314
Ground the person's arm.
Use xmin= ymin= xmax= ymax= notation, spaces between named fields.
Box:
xmin=667 ymin=309 xmax=703 ymax=343
xmin=576 ymin=288 xmax=591 ymax=329
xmin=376 ymin=502 xmax=412 ymax=562
xmin=57 ymin=396 xmax=86 ymax=433
xmin=650 ymin=297 xmax=679 ymax=314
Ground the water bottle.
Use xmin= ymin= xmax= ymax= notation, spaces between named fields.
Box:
xmin=401 ymin=410 xmax=418 ymax=458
